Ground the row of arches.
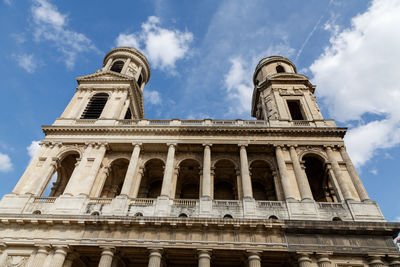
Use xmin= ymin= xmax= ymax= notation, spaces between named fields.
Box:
xmin=43 ymin=151 xmax=339 ymax=203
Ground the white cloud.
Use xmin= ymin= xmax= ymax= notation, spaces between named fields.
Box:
xmin=115 ymin=16 xmax=193 ymax=72
xmin=395 ymin=216 xmax=400 ymax=222
xmin=14 ymin=53 xmax=37 ymax=73
xmin=310 ymin=0 xmax=400 ymax=167
xmin=115 ymin=33 xmax=139 ymax=48
xmin=3 ymin=0 xmax=12 ymax=5
xmin=144 ymin=90 xmax=161 ymax=105
xmin=224 ymin=44 xmax=295 ymax=115
xmin=27 ymin=140 xmax=41 ymax=160
xmin=31 ymin=0 xmax=97 ymax=69
xmin=369 ymin=168 xmax=378 ymax=175
xmin=0 ymin=152 xmax=12 ymax=172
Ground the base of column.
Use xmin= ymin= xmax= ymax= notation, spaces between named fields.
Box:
xmin=104 ymin=195 xmax=130 ymax=216
xmin=243 ymin=197 xmax=256 ymax=218
xmin=53 ymin=195 xmax=88 ymax=215
xmin=0 ymin=194 xmax=31 ymax=214
xmin=155 ymin=196 xmax=172 ymax=217
xmin=199 ymin=196 xmax=213 ymax=217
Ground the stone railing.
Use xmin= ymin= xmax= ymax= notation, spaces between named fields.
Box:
xmin=130 ymin=198 xmax=155 ymax=206
xmin=33 ymin=197 xmax=57 ymax=203
xmin=318 ymin=202 xmax=345 ymax=209
xmin=213 ymin=200 xmax=242 ymax=207
xmin=256 ymin=201 xmax=284 ymax=208
xmin=173 ymin=199 xmax=198 ymax=207
xmin=88 ymin=198 xmax=113 ymax=204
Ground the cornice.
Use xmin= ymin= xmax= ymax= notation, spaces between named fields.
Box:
xmin=42 ymin=125 xmax=347 ymax=138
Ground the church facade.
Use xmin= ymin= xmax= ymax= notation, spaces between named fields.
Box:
xmin=0 ymin=47 xmax=399 ymax=266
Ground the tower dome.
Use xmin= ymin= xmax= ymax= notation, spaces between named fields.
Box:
xmin=253 ymin=55 xmax=297 ymax=86
xmin=103 ymin=47 xmax=151 ymax=91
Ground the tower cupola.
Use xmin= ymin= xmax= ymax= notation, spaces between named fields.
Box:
xmin=253 ymin=55 xmax=297 ymax=86
xmin=103 ymin=47 xmax=151 ymax=91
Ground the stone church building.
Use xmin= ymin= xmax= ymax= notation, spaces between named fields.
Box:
xmin=0 ymin=47 xmax=399 ymax=266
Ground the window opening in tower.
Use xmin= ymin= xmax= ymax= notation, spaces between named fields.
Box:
xmin=287 ymin=100 xmax=305 ymax=120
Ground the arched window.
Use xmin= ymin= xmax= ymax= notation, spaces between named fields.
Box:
xmin=42 ymin=152 xmax=80 ymax=197
xmin=175 ymin=159 xmax=200 ymax=199
xmin=214 ymin=160 xmax=238 ymax=200
xmin=137 ymin=159 xmax=165 ymax=198
xmin=124 ymin=108 xmax=132 ymax=119
xmin=110 ymin=60 xmax=124 ymax=73
xmin=100 ymin=158 xmax=129 ymax=198
xmin=81 ymin=93 xmax=109 ymax=119
xmin=303 ymin=155 xmax=338 ymax=202
xmin=276 ymin=65 xmax=285 ymax=73
xmin=250 ymin=160 xmax=277 ymax=201
xmin=137 ymin=74 xmax=143 ymax=87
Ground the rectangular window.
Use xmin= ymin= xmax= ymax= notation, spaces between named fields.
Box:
xmin=287 ymin=100 xmax=305 ymax=120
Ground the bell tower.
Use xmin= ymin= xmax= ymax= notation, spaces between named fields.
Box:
xmin=251 ymin=56 xmax=328 ymax=127
xmin=56 ymin=47 xmax=150 ymax=125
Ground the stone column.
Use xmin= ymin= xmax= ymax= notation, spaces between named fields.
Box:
xmin=50 ymin=246 xmax=68 ymax=267
xmin=121 ymin=58 xmax=131 ymax=74
xmin=247 ymin=252 xmax=261 ymax=267
xmin=289 ymin=146 xmax=313 ymax=201
xmin=297 ymin=253 xmax=312 ymax=267
xmin=103 ymin=58 xmax=113 ymax=71
xmin=202 ymin=144 xmax=212 ymax=198
xmin=71 ymin=90 xmax=91 ymax=119
xmin=79 ymin=143 xmax=108 ymax=196
xmin=160 ymin=144 xmax=176 ymax=197
xmin=113 ymin=90 xmax=128 ymax=119
xmin=326 ymin=164 xmax=344 ymax=201
xmin=236 ymin=169 xmax=243 ymax=200
xmin=317 ymin=254 xmax=331 ymax=267
xmin=148 ymin=249 xmax=162 ymax=267
xmin=90 ymin=166 xmax=110 ymax=197
xmin=132 ymin=167 xmax=144 ymax=198
xmin=388 ymin=256 xmax=400 ymax=267
xmin=170 ymin=167 xmax=179 ymax=198
xmin=325 ymin=146 xmax=353 ymax=200
xmin=275 ymin=146 xmax=296 ymax=200
xmin=30 ymin=246 xmax=50 ymax=267
xmin=339 ymin=146 xmax=370 ymax=201
xmin=239 ymin=145 xmax=253 ymax=199
xmin=98 ymin=247 xmax=115 ymax=267
xmin=0 ymin=244 xmax=7 ymax=266
xmin=272 ymin=171 xmax=284 ymax=201
xmin=63 ymin=143 xmax=94 ymax=196
xmin=368 ymin=256 xmax=385 ymax=267
xmin=198 ymin=250 xmax=211 ymax=267
xmin=120 ymin=143 xmax=142 ymax=197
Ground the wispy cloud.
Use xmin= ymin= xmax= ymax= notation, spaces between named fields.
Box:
xmin=13 ymin=53 xmax=38 ymax=73
xmin=31 ymin=0 xmax=97 ymax=69
xmin=115 ymin=16 xmax=193 ymax=73
xmin=27 ymin=140 xmax=40 ymax=160
xmin=0 ymin=152 xmax=12 ymax=172
xmin=310 ymin=0 xmax=400 ymax=167
xmin=144 ymin=90 xmax=161 ymax=105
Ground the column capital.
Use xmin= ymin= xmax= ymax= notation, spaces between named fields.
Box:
xmin=202 ymin=143 xmax=213 ymax=147
xmin=238 ymin=143 xmax=248 ymax=148
xmin=197 ymin=249 xmax=212 ymax=258
xmin=388 ymin=256 xmax=400 ymax=266
xmin=148 ymin=248 xmax=163 ymax=257
xmin=367 ymin=255 xmax=385 ymax=265
xmin=100 ymin=246 xmax=116 ymax=256
xmin=53 ymin=245 xmax=69 ymax=256
xmin=34 ymin=244 xmax=51 ymax=254
xmin=316 ymin=253 xmax=331 ymax=263
xmin=166 ymin=143 xmax=177 ymax=147
xmin=297 ymin=253 xmax=312 ymax=263
xmin=132 ymin=142 xmax=142 ymax=147
xmin=288 ymin=144 xmax=298 ymax=148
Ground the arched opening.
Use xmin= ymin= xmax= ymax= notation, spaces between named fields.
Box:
xmin=276 ymin=65 xmax=285 ymax=73
xmin=250 ymin=160 xmax=277 ymax=201
xmin=214 ymin=160 xmax=238 ymax=200
xmin=223 ymin=214 xmax=233 ymax=219
xmin=179 ymin=213 xmax=188 ymax=218
xmin=303 ymin=155 xmax=338 ymax=202
xmin=137 ymin=159 xmax=165 ymax=198
xmin=137 ymin=74 xmax=143 ymax=87
xmin=91 ymin=211 xmax=100 ymax=216
xmin=43 ymin=152 xmax=79 ymax=197
xmin=81 ymin=93 xmax=109 ymax=119
xmin=33 ymin=210 xmax=41 ymax=215
xmin=134 ymin=212 xmax=143 ymax=217
xmin=175 ymin=159 xmax=200 ymax=199
xmin=110 ymin=60 xmax=124 ymax=73
xmin=332 ymin=217 xmax=342 ymax=221
xmin=268 ymin=215 xmax=278 ymax=220
xmin=124 ymin=107 xmax=132 ymax=119
xmin=100 ymin=158 xmax=129 ymax=198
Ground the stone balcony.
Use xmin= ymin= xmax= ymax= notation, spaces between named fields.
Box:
xmin=53 ymin=118 xmax=337 ymax=128
xmin=3 ymin=194 xmax=383 ymax=222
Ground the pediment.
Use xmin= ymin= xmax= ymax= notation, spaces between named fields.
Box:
xmin=77 ymin=70 xmax=133 ymax=82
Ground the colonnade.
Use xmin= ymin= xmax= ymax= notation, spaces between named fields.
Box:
xmin=14 ymin=141 xmax=370 ymax=203
xmin=25 ymin=246 xmax=398 ymax=267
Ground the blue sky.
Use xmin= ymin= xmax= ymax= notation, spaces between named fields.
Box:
xmin=1 ymin=0 xmax=400 ymax=222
